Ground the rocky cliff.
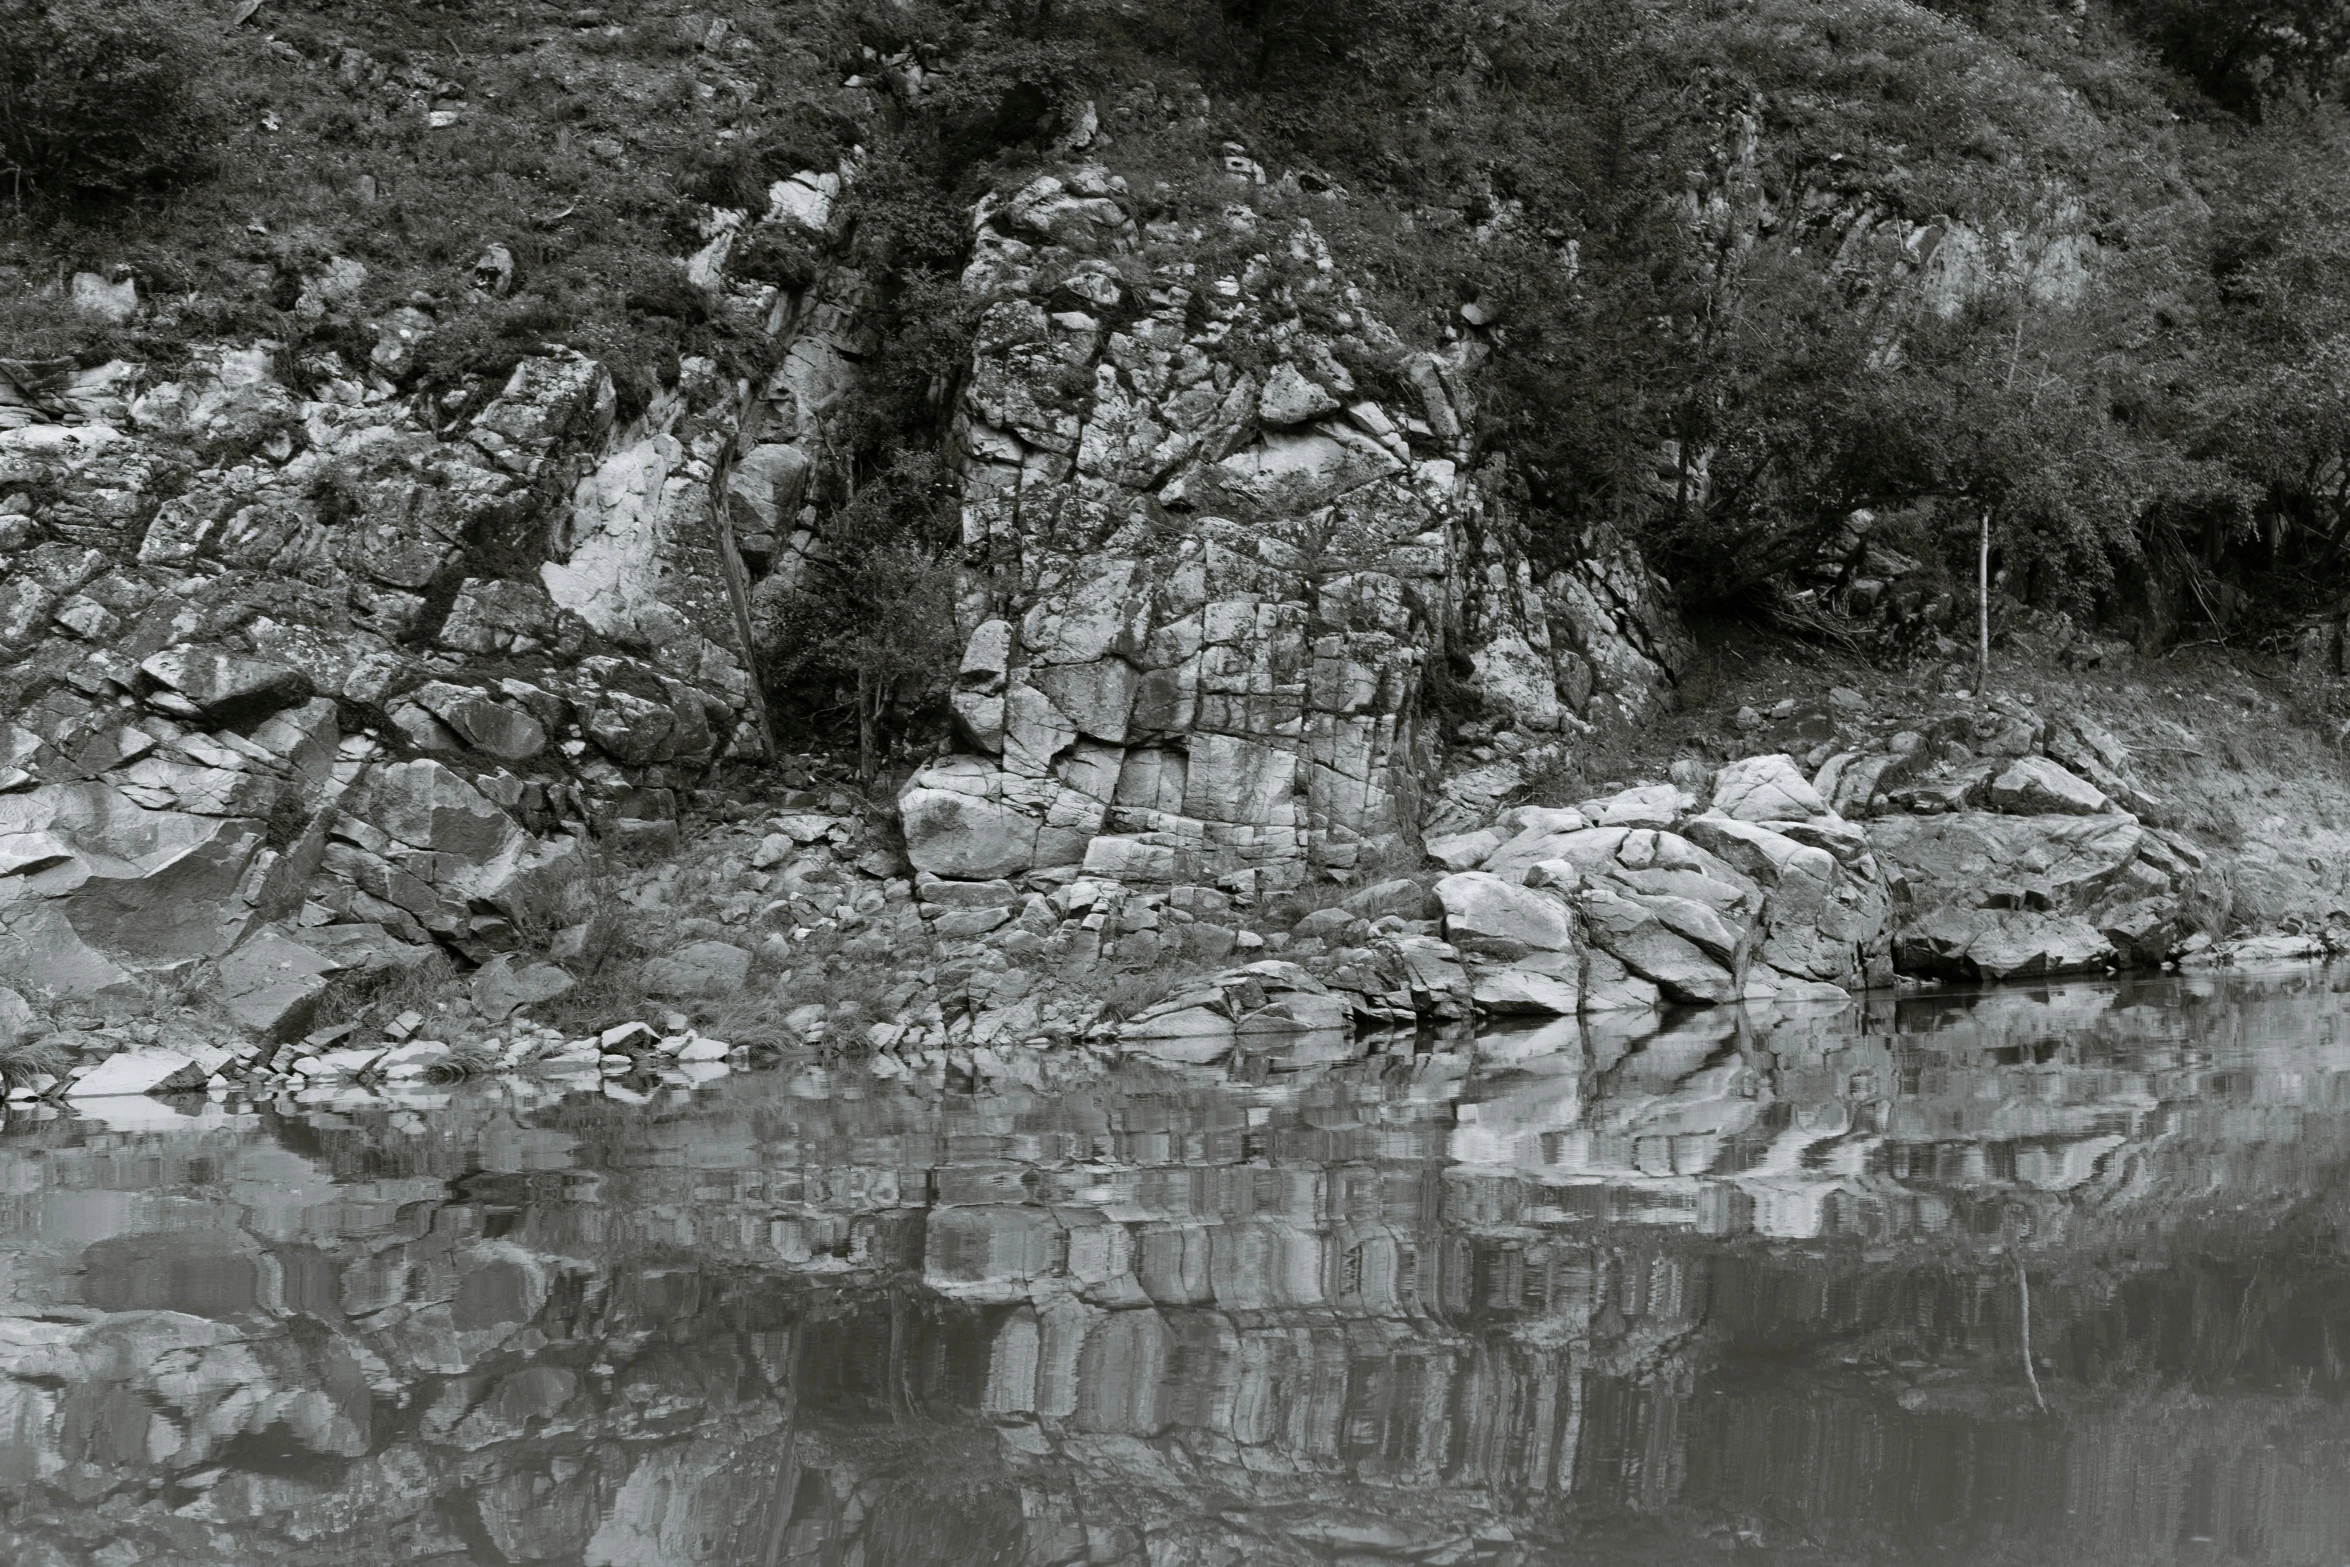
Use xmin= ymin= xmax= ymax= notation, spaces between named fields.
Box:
xmin=893 ymin=158 xmax=1687 ymax=893
xmin=2 ymin=12 xmax=2346 ymax=1091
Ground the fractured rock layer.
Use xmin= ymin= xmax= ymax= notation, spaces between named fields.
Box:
xmin=900 ymin=163 xmax=1688 ymax=896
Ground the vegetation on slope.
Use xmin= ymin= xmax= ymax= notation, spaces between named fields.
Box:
xmin=12 ymin=0 xmax=2350 ymax=750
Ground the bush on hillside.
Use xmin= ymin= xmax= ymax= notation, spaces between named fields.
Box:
xmin=0 ymin=0 xmax=220 ymax=201
xmin=2108 ymin=0 xmax=2350 ymax=117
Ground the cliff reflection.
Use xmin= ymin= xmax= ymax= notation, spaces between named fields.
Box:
xmin=2 ymin=969 xmax=2350 ymax=1564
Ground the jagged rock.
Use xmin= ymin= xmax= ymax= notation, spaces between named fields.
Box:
xmin=1583 ymin=784 xmax=1693 ymax=829
xmin=411 ymin=683 xmax=548 ymax=763
xmin=1870 ymin=812 xmax=2146 ymax=916
xmin=2188 ymin=932 xmax=2330 ymax=966
xmin=1258 ymin=362 xmax=1340 ymax=425
xmin=1710 ymin=754 xmax=1828 ymax=822
xmin=1292 ymin=907 xmax=1358 ymax=941
xmin=900 ymin=762 xmax=1039 ymax=880
xmin=139 ymin=645 xmax=311 ymax=722
xmin=1425 ymin=828 xmax=1501 ymax=872
xmin=367 ymin=760 xmax=523 ymax=863
xmin=1435 ymin=872 xmax=1574 ymax=950
xmin=1581 ymin=947 xmax=1662 ymax=1011
xmin=1578 ymin=885 xmax=1739 ymax=1002
xmin=1868 ymin=808 xmax=2175 ymax=979
xmin=642 ymin=939 xmax=751 ymax=997
xmin=1341 ymin=877 xmax=1436 ymax=921
xmin=727 ymin=442 xmax=812 ymax=534
xmin=0 ymin=985 xmax=34 ymax=1048
xmin=471 ymin=953 xmax=577 ymax=1019
xmin=1988 ymin=755 xmax=2109 ymax=816
xmin=1896 ymin=907 xmax=2117 ymax=980
xmin=1469 ymin=952 xmax=1582 ymax=1014
xmin=213 ymin=927 xmax=343 ymax=1040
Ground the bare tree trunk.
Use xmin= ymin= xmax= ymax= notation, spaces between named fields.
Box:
xmin=1978 ymin=506 xmax=1992 ymax=693
xmin=855 ymin=667 xmax=878 ymax=782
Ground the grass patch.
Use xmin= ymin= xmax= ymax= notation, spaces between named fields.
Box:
xmin=0 ymin=1034 xmax=68 ymax=1088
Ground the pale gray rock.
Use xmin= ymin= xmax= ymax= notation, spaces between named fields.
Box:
xmin=1341 ymin=877 xmax=1436 ymax=921
xmin=1485 ymin=825 xmax=1631 ymax=881
xmin=1989 ymin=755 xmax=2110 ymax=816
xmin=1869 ymin=812 xmax=2145 ymax=915
xmin=1293 ymin=907 xmax=1359 ymax=941
xmin=726 ymin=442 xmax=811 ymax=533
xmin=139 ymin=645 xmax=311 ymax=721
xmin=471 ymin=953 xmax=577 ymax=1019
xmin=1583 ymin=783 xmax=1692 ymax=829
xmin=1578 ymin=886 xmax=1738 ymax=1003
xmin=1896 ymin=906 xmax=2117 ymax=980
xmin=366 ymin=759 xmax=522 ymax=863
xmin=0 ymin=986 xmax=35 ymax=1049
xmin=1581 ymin=947 xmax=1662 ymax=1011
xmin=1425 ymin=828 xmax=1500 ymax=871
xmin=900 ymin=767 xmax=1040 ymax=880
xmin=1436 ymin=872 xmax=1574 ymax=951
xmin=68 ymin=1048 xmax=206 ymax=1098
xmin=213 ymin=927 xmax=343 ymax=1041
xmin=410 ymin=683 xmax=547 ymax=763
xmin=1710 ymin=754 xmax=1828 ymax=822
xmin=933 ymin=907 xmax=1013 ymax=938
xmin=642 ymin=939 xmax=752 ymax=998
xmin=1258 ymin=362 xmax=1340 ymax=426
xmin=1469 ymin=950 xmax=1582 ymax=1014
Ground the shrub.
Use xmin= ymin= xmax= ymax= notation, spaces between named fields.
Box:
xmin=0 ymin=0 xmax=221 ymax=201
xmin=760 ymin=499 xmax=964 ymax=779
xmin=2107 ymin=0 xmax=2350 ymax=117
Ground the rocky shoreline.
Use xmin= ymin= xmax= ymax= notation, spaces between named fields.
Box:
xmin=0 ymin=704 xmax=2316 ymax=1112
xmin=1 ymin=129 xmax=2337 ymax=1104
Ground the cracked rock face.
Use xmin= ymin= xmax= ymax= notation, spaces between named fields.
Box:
xmin=0 ymin=322 xmax=781 ymax=1023
xmin=899 ymin=163 xmax=1689 ymax=896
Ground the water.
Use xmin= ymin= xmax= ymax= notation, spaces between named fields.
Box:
xmin=6 ymin=971 xmax=2350 ymax=1566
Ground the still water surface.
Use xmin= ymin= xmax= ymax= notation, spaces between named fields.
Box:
xmin=4 ymin=970 xmax=2350 ymax=1565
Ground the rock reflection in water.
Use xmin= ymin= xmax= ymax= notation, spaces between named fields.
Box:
xmin=3 ymin=972 xmax=2350 ymax=1564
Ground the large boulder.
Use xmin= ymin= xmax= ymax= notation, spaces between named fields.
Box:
xmin=642 ymin=939 xmax=752 ymax=998
xmin=1868 ymin=809 xmax=2181 ymax=979
xmin=1578 ymin=885 xmax=1739 ymax=1003
xmin=366 ymin=760 xmax=524 ymax=863
xmin=1869 ymin=812 xmax=2146 ymax=915
xmin=139 ymin=645 xmax=311 ymax=723
xmin=1710 ymin=754 xmax=1828 ymax=822
xmin=212 ymin=926 xmax=344 ymax=1040
xmin=1988 ymin=755 xmax=2110 ymax=816
xmin=1435 ymin=873 xmax=1574 ymax=951
xmin=1895 ymin=907 xmax=2118 ymax=980
xmin=900 ymin=763 xmax=1041 ymax=881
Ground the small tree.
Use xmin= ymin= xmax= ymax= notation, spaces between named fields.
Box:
xmin=760 ymin=453 xmax=965 ymax=780
xmin=0 ymin=0 xmax=219 ymax=201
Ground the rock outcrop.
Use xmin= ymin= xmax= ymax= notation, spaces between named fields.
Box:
xmin=1422 ymin=762 xmax=1892 ymax=1018
xmin=897 ymin=162 xmax=1688 ymax=898
xmin=0 ymin=157 xmax=871 ymax=1034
